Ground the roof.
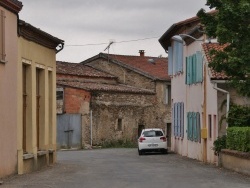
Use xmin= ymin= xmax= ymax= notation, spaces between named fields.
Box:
xmin=159 ymin=10 xmax=217 ymax=50
xmin=82 ymin=53 xmax=170 ymax=81
xmin=57 ymin=61 xmax=117 ymax=79
xmin=0 ymin=0 xmax=22 ymax=13
xmin=57 ymin=79 xmax=155 ymax=95
xmin=202 ymin=42 xmax=228 ymax=80
xmin=19 ymin=20 xmax=64 ymax=51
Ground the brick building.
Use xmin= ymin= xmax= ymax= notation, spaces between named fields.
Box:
xmin=57 ymin=51 xmax=171 ymax=148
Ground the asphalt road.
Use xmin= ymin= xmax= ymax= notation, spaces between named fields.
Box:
xmin=2 ymin=149 xmax=250 ymax=188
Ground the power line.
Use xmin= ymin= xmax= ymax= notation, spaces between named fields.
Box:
xmin=65 ymin=36 xmax=160 ymax=47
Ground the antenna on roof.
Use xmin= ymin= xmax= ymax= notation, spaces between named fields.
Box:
xmin=104 ymin=40 xmax=115 ymax=63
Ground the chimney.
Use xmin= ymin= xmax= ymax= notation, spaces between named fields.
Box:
xmin=139 ymin=50 xmax=145 ymax=57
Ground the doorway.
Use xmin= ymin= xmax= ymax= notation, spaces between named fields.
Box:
xmin=138 ymin=124 xmax=145 ymax=137
xmin=167 ymin=123 xmax=171 ymax=147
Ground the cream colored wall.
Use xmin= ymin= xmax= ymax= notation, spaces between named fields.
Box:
xmin=0 ymin=7 xmax=18 ymax=178
xmin=17 ymin=37 xmax=57 ymax=174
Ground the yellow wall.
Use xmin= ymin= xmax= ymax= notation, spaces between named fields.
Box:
xmin=0 ymin=7 xmax=18 ymax=178
xmin=17 ymin=37 xmax=57 ymax=174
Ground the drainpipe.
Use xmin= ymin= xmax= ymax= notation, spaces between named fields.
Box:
xmin=213 ymin=84 xmax=230 ymax=129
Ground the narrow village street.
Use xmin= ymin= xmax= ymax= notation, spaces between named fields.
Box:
xmin=2 ymin=149 xmax=250 ymax=188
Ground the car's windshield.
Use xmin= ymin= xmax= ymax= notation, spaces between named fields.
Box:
xmin=142 ymin=130 xmax=163 ymax=137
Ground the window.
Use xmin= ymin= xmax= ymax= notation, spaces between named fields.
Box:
xmin=186 ymin=51 xmax=203 ymax=85
xmin=23 ymin=65 xmax=27 ymax=152
xmin=117 ymin=118 xmax=122 ymax=131
xmin=168 ymin=40 xmax=183 ymax=76
xmin=173 ymin=102 xmax=184 ymax=138
xmin=187 ymin=112 xmax=201 ymax=142
xmin=165 ymin=85 xmax=171 ymax=105
xmin=36 ymin=68 xmax=41 ymax=149
xmin=0 ymin=10 xmax=5 ymax=62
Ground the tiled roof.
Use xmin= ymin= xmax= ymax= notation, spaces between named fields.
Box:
xmin=83 ymin=53 xmax=169 ymax=81
xmin=0 ymin=0 xmax=23 ymax=13
xmin=202 ymin=43 xmax=229 ymax=80
xmin=57 ymin=79 xmax=155 ymax=94
xmin=57 ymin=61 xmax=117 ymax=79
xmin=19 ymin=20 xmax=64 ymax=50
xmin=159 ymin=10 xmax=217 ymax=50
xmin=106 ymin=54 xmax=169 ymax=80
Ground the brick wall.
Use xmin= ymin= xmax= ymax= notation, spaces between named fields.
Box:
xmin=64 ymin=87 xmax=91 ymax=114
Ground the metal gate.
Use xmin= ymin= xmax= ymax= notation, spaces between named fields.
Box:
xmin=57 ymin=114 xmax=82 ymax=149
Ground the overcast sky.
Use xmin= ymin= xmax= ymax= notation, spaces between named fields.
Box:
xmin=19 ymin=0 xmax=210 ymax=63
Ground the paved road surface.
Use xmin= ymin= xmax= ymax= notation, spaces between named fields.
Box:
xmin=2 ymin=149 xmax=250 ymax=188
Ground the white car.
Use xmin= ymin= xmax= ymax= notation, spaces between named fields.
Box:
xmin=138 ymin=128 xmax=168 ymax=155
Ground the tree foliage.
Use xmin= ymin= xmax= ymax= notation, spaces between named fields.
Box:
xmin=197 ymin=0 xmax=250 ymax=96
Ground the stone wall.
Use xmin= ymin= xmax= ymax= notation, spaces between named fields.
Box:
xmin=89 ymin=92 xmax=171 ymax=145
xmin=86 ymin=59 xmax=155 ymax=90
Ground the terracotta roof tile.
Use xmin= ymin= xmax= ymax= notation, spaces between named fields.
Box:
xmin=57 ymin=61 xmax=117 ymax=78
xmin=103 ymin=53 xmax=169 ymax=80
xmin=57 ymin=79 xmax=155 ymax=94
xmin=202 ymin=43 xmax=229 ymax=80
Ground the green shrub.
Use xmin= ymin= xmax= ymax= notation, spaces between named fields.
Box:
xmin=227 ymin=127 xmax=250 ymax=152
xmin=213 ymin=135 xmax=227 ymax=156
xmin=227 ymin=104 xmax=250 ymax=127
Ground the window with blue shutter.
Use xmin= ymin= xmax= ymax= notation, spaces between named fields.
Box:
xmin=187 ymin=111 xmax=201 ymax=142
xmin=193 ymin=112 xmax=197 ymax=142
xmin=185 ymin=51 xmax=203 ymax=85
xmin=169 ymin=40 xmax=183 ymax=76
xmin=196 ymin=51 xmax=203 ymax=83
xmin=196 ymin=112 xmax=201 ymax=143
xmin=181 ymin=102 xmax=184 ymax=138
xmin=168 ymin=47 xmax=173 ymax=76
xmin=173 ymin=102 xmax=185 ymax=138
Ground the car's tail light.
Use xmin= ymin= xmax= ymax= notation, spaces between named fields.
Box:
xmin=160 ymin=136 xmax=166 ymax=142
xmin=139 ymin=137 xmax=146 ymax=142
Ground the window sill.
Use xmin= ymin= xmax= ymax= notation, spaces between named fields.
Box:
xmin=37 ymin=150 xmax=48 ymax=156
xmin=49 ymin=149 xmax=55 ymax=154
xmin=0 ymin=60 xmax=7 ymax=64
xmin=23 ymin=153 xmax=34 ymax=160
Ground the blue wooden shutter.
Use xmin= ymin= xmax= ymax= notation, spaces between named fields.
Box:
xmin=186 ymin=56 xmax=192 ymax=85
xmin=181 ymin=102 xmax=184 ymax=138
xmin=173 ymin=41 xmax=178 ymax=74
xmin=196 ymin=112 xmax=201 ymax=143
xmin=174 ymin=103 xmax=177 ymax=136
xmin=192 ymin=55 xmax=196 ymax=84
xmin=193 ymin=112 xmax=197 ymax=142
xmin=189 ymin=112 xmax=193 ymax=141
xmin=168 ymin=47 xmax=173 ymax=76
xmin=187 ymin=112 xmax=189 ymax=140
xmin=177 ymin=103 xmax=181 ymax=137
xmin=196 ymin=51 xmax=203 ymax=83
xmin=177 ymin=42 xmax=183 ymax=72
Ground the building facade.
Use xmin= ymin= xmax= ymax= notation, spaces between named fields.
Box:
xmin=17 ymin=20 xmax=64 ymax=174
xmin=0 ymin=0 xmax=22 ymax=178
xmin=0 ymin=0 xmax=64 ymax=178
xmin=159 ymin=13 xmax=250 ymax=164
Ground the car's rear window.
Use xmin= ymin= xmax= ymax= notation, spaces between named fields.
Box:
xmin=142 ymin=130 xmax=163 ymax=137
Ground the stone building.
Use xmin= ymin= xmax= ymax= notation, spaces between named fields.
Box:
xmin=57 ymin=51 xmax=171 ymax=148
